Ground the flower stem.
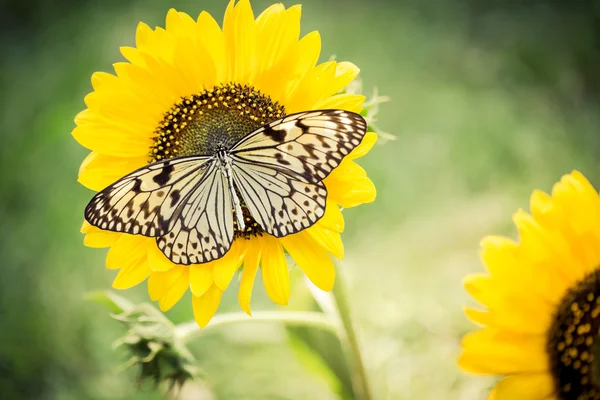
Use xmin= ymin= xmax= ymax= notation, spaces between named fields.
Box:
xmin=174 ymin=310 xmax=339 ymax=343
xmin=331 ymin=261 xmax=373 ymax=400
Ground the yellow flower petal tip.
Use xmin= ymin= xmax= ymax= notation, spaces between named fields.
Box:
xmin=75 ymin=1 xmax=377 ymax=328
xmin=460 ymin=171 xmax=600 ymax=399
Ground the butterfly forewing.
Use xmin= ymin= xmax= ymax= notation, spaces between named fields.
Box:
xmin=84 ymin=155 xmax=213 ymax=237
xmin=230 ymin=110 xmax=367 ymax=183
xmin=156 ymin=162 xmax=234 ymax=265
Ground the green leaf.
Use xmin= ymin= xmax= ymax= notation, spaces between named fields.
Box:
xmin=287 ymin=325 xmax=355 ymax=400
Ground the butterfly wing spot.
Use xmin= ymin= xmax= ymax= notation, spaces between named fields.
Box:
xmin=230 ymin=109 xmax=367 ymax=184
xmin=154 ymin=163 xmax=234 ymax=265
xmin=231 ymin=160 xmax=327 ymax=238
xmin=86 ymin=154 xmax=233 ymax=265
xmin=85 ymin=156 xmax=214 ymax=239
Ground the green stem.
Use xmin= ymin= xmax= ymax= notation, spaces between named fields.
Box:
xmin=174 ymin=310 xmax=339 ymax=343
xmin=331 ymin=261 xmax=373 ymax=400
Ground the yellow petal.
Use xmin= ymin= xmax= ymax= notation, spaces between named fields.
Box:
xmin=106 ymin=235 xmax=151 ymax=270
xmin=213 ymin=240 xmax=246 ymax=290
xmin=109 ymin=61 xmax=178 ymax=114
xmin=147 ymin=244 xmax=175 ymax=272
xmin=253 ymin=5 xmax=302 ymax=98
xmin=287 ymin=61 xmax=336 ymax=112
xmin=305 ymin=224 xmax=344 ymax=259
xmin=135 ymin=22 xmax=157 ymax=52
xmin=458 ymin=328 xmax=548 ymax=375
xmin=492 ymin=373 xmax=554 ymax=400
xmin=78 ymin=151 xmax=146 ymax=191
xmin=72 ymin=126 xmax=152 ymax=158
xmin=480 ymin=234 xmax=569 ymax=307
xmin=90 ymin=71 xmax=118 ymax=91
xmin=148 ymin=272 xmax=167 ymax=301
xmin=325 ymin=160 xmax=376 ymax=208
xmin=189 ymin=264 xmax=214 ymax=297
xmin=238 ymin=239 xmax=262 ymax=315
xmin=333 ymin=62 xmax=360 ymax=92
xmin=165 ymin=9 xmax=196 ymax=38
xmin=463 ymin=274 xmax=552 ymax=335
xmin=255 ymin=4 xmax=298 ymax=71
xmin=464 ymin=307 xmax=492 ymax=326
xmin=132 ymin=22 xmax=176 ymax=63
xmin=192 ymin=285 xmax=223 ymax=328
xmin=120 ymin=46 xmax=146 ymax=68
xmin=513 ymin=210 xmax=582 ymax=286
xmin=314 ymin=93 xmax=365 ymax=113
xmin=281 ymin=232 xmax=335 ymax=291
xmin=171 ymin=36 xmax=215 ymax=94
xmin=223 ymin=0 xmax=256 ymax=83
xmin=112 ymin=257 xmax=151 ymax=290
xmin=196 ymin=11 xmax=226 ymax=83
xmin=158 ymin=267 xmax=189 ymax=312
xmin=463 ymin=274 xmax=495 ymax=308
xmin=147 ymin=266 xmax=185 ymax=301
xmin=260 ymin=235 xmax=290 ymax=305
xmin=80 ymin=78 xmax=164 ymax=129
xmin=283 ymin=31 xmax=321 ymax=107
xmin=317 ymin=199 xmax=345 ymax=233
xmin=81 ymin=221 xmax=121 ymax=248
xmin=348 ymin=132 xmax=378 ymax=160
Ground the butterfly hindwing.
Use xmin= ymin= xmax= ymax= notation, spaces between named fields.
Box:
xmin=84 ymin=155 xmax=213 ymax=237
xmin=156 ymin=162 xmax=234 ymax=265
xmin=230 ymin=110 xmax=367 ymax=183
xmin=231 ymin=159 xmax=327 ymax=237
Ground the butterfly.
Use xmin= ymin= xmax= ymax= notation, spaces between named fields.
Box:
xmin=85 ymin=109 xmax=367 ymax=265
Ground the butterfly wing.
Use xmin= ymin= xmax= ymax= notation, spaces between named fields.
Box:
xmin=229 ymin=109 xmax=367 ymax=237
xmin=84 ymin=155 xmax=234 ymax=265
xmin=230 ymin=109 xmax=367 ymax=183
xmin=230 ymin=160 xmax=327 ymax=237
xmin=84 ymin=155 xmax=214 ymax=236
xmin=156 ymin=161 xmax=234 ymax=265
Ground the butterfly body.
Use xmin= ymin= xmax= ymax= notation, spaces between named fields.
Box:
xmin=85 ymin=109 xmax=367 ymax=265
xmin=215 ymin=146 xmax=246 ymax=231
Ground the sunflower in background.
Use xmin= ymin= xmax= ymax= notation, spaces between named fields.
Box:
xmin=73 ymin=0 xmax=377 ymax=327
xmin=460 ymin=171 xmax=600 ymax=399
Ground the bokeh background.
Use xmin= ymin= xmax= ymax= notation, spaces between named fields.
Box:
xmin=2 ymin=0 xmax=600 ymax=398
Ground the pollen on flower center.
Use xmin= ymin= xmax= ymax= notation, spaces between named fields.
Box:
xmin=548 ymin=269 xmax=600 ymax=400
xmin=150 ymin=83 xmax=286 ymax=239
xmin=150 ymin=82 xmax=285 ymax=161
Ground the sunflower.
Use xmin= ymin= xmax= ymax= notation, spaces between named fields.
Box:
xmin=74 ymin=0 xmax=377 ymax=328
xmin=458 ymin=171 xmax=600 ymax=399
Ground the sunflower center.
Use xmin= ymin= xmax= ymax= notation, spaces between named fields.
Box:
xmin=150 ymin=83 xmax=286 ymax=239
xmin=548 ymin=269 xmax=600 ymax=399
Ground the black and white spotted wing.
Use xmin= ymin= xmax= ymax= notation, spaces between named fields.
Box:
xmin=84 ymin=109 xmax=368 ymax=265
xmin=230 ymin=157 xmax=328 ymax=238
xmin=228 ymin=110 xmax=367 ymax=237
xmin=85 ymin=155 xmax=213 ymax=236
xmin=230 ymin=110 xmax=367 ymax=183
xmin=84 ymin=155 xmax=234 ymax=265
xmin=156 ymin=161 xmax=234 ymax=265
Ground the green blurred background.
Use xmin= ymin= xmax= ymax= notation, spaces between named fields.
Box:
xmin=2 ymin=0 xmax=600 ymax=398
